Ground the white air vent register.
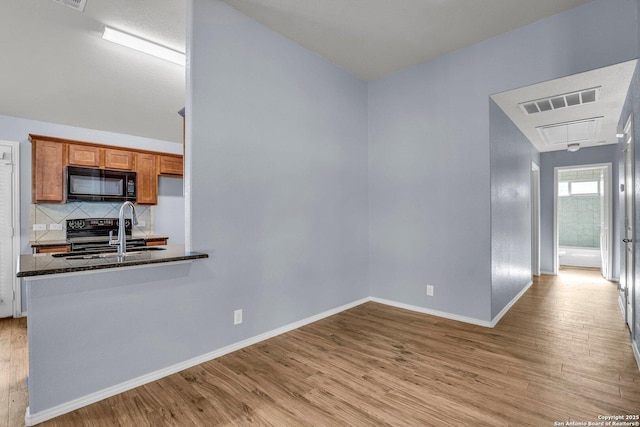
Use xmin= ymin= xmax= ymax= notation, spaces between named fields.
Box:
xmin=519 ymin=87 xmax=601 ymax=115
xmin=50 ymin=0 xmax=87 ymax=12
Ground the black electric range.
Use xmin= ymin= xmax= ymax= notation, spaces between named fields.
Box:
xmin=65 ymin=218 xmax=146 ymax=253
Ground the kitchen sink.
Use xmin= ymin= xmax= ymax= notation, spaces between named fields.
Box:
xmin=52 ymin=246 xmax=166 ymax=258
xmin=64 ymin=247 xmax=167 ymax=261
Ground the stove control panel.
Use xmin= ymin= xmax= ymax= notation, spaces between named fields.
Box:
xmin=66 ymin=218 xmax=132 ymax=238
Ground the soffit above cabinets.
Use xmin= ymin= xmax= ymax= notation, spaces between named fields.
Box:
xmin=491 ymin=60 xmax=637 ymax=153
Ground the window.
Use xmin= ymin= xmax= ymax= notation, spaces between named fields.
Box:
xmin=559 ymin=182 xmax=569 ymax=197
xmin=571 ymin=180 xmax=599 ymax=195
xmin=559 ymin=180 xmax=599 ymax=196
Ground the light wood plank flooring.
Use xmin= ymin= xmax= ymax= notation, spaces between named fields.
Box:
xmin=2 ymin=269 xmax=639 ymax=426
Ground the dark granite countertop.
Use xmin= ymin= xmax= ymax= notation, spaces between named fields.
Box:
xmin=17 ymin=244 xmax=208 ymax=278
xmin=29 ymin=235 xmax=171 ymax=248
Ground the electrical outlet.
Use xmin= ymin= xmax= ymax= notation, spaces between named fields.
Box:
xmin=49 ymin=223 xmax=63 ymax=231
xmin=33 ymin=224 xmax=46 ymax=231
xmin=234 ymin=309 xmax=243 ymax=325
xmin=426 ymin=285 xmax=434 ymax=297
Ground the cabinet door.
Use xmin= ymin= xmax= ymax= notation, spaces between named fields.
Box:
xmin=105 ymin=148 xmax=134 ymax=170
xmin=145 ymin=238 xmax=167 ymax=246
xmin=135 ymin=153 xmax=157 ymax=205
xmin=68 ymin=144 xmax=101 ymax=167
xmin=158 ymin=155 xmax=183 ymax=176
xmin=33 ymin=140 xmax=65 ymax=203
xmin=35 ymin=245 xmax=71 ymax=254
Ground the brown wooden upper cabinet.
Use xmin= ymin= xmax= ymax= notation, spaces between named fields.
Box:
xmin=30 ymin=134 xmax=183 ymax=205
xmin=105 ymin=148 xmax=134 ymax=170
xmin=68 ymin=144 xmax=100 ymax=167
xmin=158 ymin=155 xmax=183 ymax=177
xmin=32 ymin=138 xmax=66 ymax=203
xmin=135 ymin=153 xmax=158 ymax=205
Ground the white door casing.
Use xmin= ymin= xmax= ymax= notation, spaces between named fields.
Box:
xmin=0 ymin=141 xmax=19 ymax=318
xmin=623 ymin=115 xmax=635 ymax=331
xmin=531 ymin=162 xmax=540 ymax=277
xmin=599 ymin=166 xmax=612 ymax=280
xmin=554 ymin=164 xmax=612 ymax=276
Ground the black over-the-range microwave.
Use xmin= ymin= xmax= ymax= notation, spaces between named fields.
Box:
xmin=66 ymin=166 xmax=137 ymax=202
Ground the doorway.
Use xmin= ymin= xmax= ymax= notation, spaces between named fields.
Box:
xmin=621 ymin=114 xmax=634 ymax=333
xmin=554 ymin=163 xmax=613 ymax=280
xmin=0 ymin=141 xmax=20 ymax=318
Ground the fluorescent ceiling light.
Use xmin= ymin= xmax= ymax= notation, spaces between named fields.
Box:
xmin=102 ymin=27 xmax=185 ymax=66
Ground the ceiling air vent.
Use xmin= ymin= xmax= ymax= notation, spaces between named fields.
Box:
xmin=50 ymin=0 xmax=87 ymax=12
xmin=536 ymin=117 xmax=603 ymax=147
xmin=519 ymin=87 xmax=600 ymax=115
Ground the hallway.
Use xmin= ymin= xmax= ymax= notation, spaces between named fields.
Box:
xmin=1 ymin=269 xmax=639 ymax=426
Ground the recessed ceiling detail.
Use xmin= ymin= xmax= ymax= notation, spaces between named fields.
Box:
xmin=50 ymin=0 xmax=87 ymax=12
xmin=536 ymin=117 xmax=603 ymax=147
xmin=519 ymin=87 xmax=600 ymax=115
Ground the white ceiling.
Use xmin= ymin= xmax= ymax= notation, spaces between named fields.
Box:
xmin=0 ymin=0 xmax=186 ymax=143
xmin=0 ymin=0 xmax=600 ymax=144
xmin=223 ymin=0 xmax=594 ymax=81
xmin=491 ymin=60 xmax=637 ymax=153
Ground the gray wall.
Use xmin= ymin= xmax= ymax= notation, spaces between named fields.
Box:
xmin=368 ymin=0 xmax=638 ymax=322
xmin=490 ymin=100 xmax=540 ymax=319
xmin=618 ymin=61 xmax=640 ymax=349
xmin=188 ymin=0 xmax=369 ymax=336
xmin=540 ymin=144 xmax=619 ymax=276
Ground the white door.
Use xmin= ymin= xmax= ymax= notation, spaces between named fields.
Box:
xmin=622 ymin=115 xmax=634 ymax=331
xmin=0 ymin=142 xmax=16 ymax=318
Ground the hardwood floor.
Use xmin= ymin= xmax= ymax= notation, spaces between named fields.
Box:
xmin=2 ymin=269 xmax=639 ymax=426
xmin=0 ymin=316 xmax=27 ymax=427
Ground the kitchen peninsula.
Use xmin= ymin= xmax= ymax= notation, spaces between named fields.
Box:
xmin=22 ymin=134 xmax=207 ymax=425
xmin=19 ymin=246 xmax=209 ymax=426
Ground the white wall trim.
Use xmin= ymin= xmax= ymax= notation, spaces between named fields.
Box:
xmin=24 ymin=297 xmax=370 ymax=426
xmin=632 ymin=339 xmax=640 ymax=372
xmin=490 ymin=280 xmax=533 ymax=327
xmin=369 ymin=297 xmax=493 ymax=328
xmin=554 ymin=163 xmax=613 ymax=277
xmin=541 ymin=271 xmax=556 ymax=276
xmin=0 ymin=141 xmax=21 ymax=318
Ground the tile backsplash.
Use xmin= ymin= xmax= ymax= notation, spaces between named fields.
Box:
xmin=31 ymin=202 xmax=154 ymax=242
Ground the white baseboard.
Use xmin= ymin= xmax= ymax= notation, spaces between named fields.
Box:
xmin=369 ymin=297 xmax=493 ymax=328
xmin=371 ymin=281 xmax=533 ymax=329
xmin=24 ymin=297 xmax=370 ymax=426
xmin=540 ymin=271 xmax=556 ymax=275
xmin=489 ymin=280 xmax=533 ymax=328
xmin=632 ymin=339 xmax=640 ymax=372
